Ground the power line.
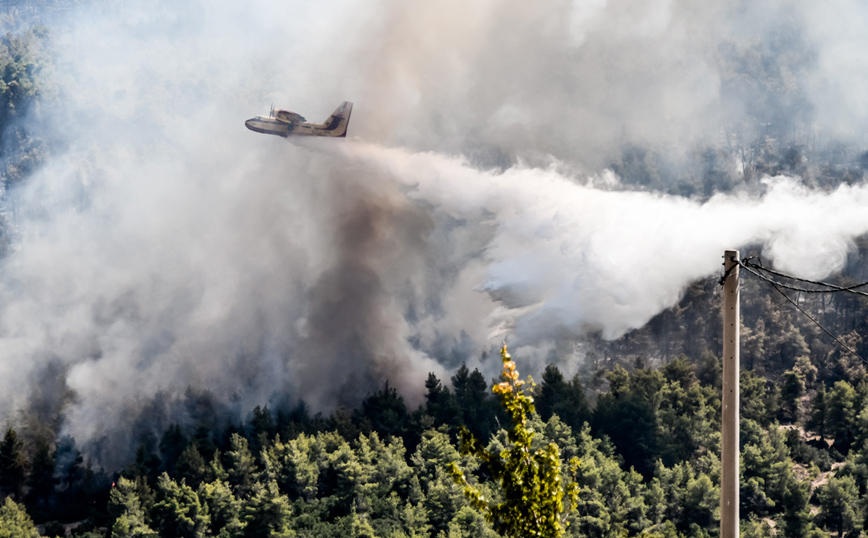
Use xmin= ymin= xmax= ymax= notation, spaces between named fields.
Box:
xmin=732 ymin=257 xmax=868 ymax=367
xmin=740 ymin=258 xmax=868 ymax=296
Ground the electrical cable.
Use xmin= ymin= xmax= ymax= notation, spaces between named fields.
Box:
xmin=740 ymin=258 xmax=868 ymax=296
xmin=732 ymin=258 xmax=868 ymax=367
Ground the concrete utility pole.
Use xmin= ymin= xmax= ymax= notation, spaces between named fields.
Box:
xmin=721 ymin=250 xmax=740 ymax=538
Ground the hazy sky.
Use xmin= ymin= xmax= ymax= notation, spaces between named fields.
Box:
xmin=4 ymin=0 xmax=868 ymax=465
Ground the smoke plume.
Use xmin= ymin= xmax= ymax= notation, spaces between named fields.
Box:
xmin=3 ymin=0 xmax=868 ymax=466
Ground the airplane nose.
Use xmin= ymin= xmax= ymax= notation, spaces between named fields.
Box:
xmin=244 ymin=119 xmax=254 ymax=130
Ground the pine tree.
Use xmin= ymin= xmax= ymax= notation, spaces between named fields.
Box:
xmin=151 ymin=472 xmax=211 ymax=538
xmin=806 ymin=383 xmax=828 ymax=439
xmin=357 ymin=381 xmax=409 ymax=442
xmin=226 ymin=434 xmax=257 ymax=498
xmin=54 ymin=435 xmax=84 ymax=494
xmin=198 ymin=479 xmax=245 ymax=537
xmin=826 ymin=381 xmax=857 ymax=452
xmin=452 ymin=364 xmax=495 ymax=441
xmin=109 ymin=477 xmax=155 ymax=538
xmin=0 ymin=429 xmax=27 ymax=502
xmin=816 ymin=475 xmax=859 ymax=537
xmin=241 ymin=481 xmax=293 ymax=538
xmin=592 ymin=366 xmax=662 ymax=477
xmin=160 ymin=424 xmax=187 ymax=476
xmin=0 ymin=497 xmax=40 ymax=538
xmin=249 ymin=405 xmax=276 ymax=457
xmin=175 ymin=445 xmax=208 ymax=489
xmin=25 ymin=439 xmax=55 ymax=508
xmin=424 ymin=373 xmax=460 ymax=428
xmin=780 ymin=472 xmax=811 ymax=538
xmin=780 ymin=370 xmax=805 ymax=422
xmin=536 ymin=365 xmax=590 ymax=433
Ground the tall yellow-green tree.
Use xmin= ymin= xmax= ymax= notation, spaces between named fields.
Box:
xmin=448 ymin=346 xmax=580 ymax=538
xmin=0 ymin=497 xmax=39 ymax=538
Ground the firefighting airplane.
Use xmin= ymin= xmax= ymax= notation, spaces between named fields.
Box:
xmin=245 ymin=101 xmax=353 ymax=138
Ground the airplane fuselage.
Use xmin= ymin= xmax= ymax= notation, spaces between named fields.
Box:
xmin=244 ymin=116 xmax=302 ymax=137
xmin=245 ymin=101 xmax=353 ymax=138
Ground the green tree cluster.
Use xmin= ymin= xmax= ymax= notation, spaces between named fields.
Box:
xmin=5 ymin=346 xmax=868 ymax=538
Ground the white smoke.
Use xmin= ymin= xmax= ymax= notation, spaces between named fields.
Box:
xmin=2 ymin=0 xmax=868 ymax=464
xmin=337 ymin=142 xmax=868 ymax=339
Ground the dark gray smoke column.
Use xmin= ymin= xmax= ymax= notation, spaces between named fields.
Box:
xmin=293 ymin=165 xmax=443 ymax=409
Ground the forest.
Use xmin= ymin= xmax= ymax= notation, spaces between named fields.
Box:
xmin=6 ymin=9 xmax=868 ymax=538
xmin=5 ymin=324 xmax=868 ymax=538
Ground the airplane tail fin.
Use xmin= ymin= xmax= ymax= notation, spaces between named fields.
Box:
xmin=322 ymin=101 xmax=353 ymax=137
